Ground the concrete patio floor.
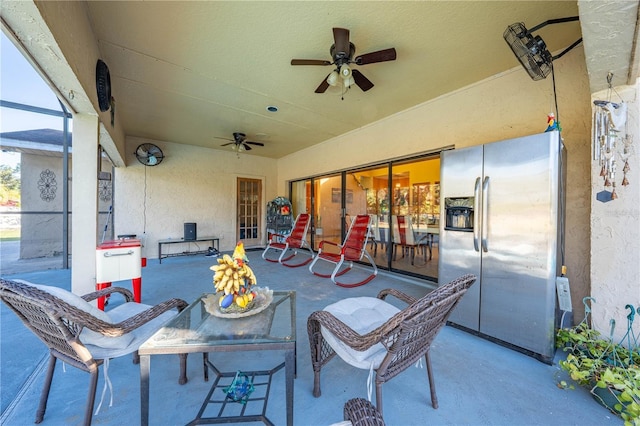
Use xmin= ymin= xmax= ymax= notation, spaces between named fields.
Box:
xmin=1 ymin=250 xmax=622 ymax=425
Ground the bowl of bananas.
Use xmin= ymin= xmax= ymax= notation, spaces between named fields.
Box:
xmin=206 ymin=242 xmax=272 ymax=318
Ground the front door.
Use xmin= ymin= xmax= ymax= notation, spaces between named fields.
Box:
xmin=237 ymin=178 xmax=262 ymax=247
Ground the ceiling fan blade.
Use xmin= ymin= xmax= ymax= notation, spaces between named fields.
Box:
xmin=315 ymin=76 xmax=330 ymax=93
xmin=333 ymin=28 xmax=350 ymax=57
xmin=291 ymin=59 xmax=332 ymax=66
xmin=245 ymin=141 xmax=264 ymax=146
xmin=352 ymin=69 xmax=374 ymax=92
xmin=242 ymin=143 xmax=253 ymax=151
xmin=354 ymin=48 xmax=397 ymax=65
xmin=220 ymin=142 xmax=233 ymax=147
xmin=215 ymin=136 xmax=234 ymax=142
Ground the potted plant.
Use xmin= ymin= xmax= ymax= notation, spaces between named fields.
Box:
xmin=556 ymin=314 xmax=640 ymax=426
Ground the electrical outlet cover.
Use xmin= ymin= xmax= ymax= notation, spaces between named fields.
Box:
xmin=556 ymin=276 xmax=572 ymax=312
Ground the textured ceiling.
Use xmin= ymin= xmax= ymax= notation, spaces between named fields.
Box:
xmin=83 ymin=1 xmax=585 ymax=158
xmin=2 ymin=1 xmax=637 ymax=160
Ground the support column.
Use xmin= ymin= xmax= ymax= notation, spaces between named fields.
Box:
xmin=71 ymin=113 xmax=99 ymax=298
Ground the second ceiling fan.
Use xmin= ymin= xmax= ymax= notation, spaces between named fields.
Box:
xmin=291 ymin=27 xmax=397 ymax=93
xmin=216 ymin=132 xmax=264 ymax=151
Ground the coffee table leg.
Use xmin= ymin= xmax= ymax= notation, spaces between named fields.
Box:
xmin=140 ymin=354 xmax=150 ymax=426
xmin=285 ymin=349 xmax=295 ymax=426
xmin=179 ymin=353 xmax=188 ymax=385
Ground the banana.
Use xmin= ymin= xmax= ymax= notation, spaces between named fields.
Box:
xmin=224 ymin=279 xmax=234 ymax=294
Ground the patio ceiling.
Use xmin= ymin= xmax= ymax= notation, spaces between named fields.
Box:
xmin=2 ymin=1 xmax=638 ymax=159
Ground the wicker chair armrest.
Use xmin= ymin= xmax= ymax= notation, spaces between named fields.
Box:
xmin=308 ymin=310 xmax=382 ymax=352
xmin=344 ymin=397 xmax=386 ymax=426
xmin=376 ymin=288 xmax=416 ymax=305
xmin=82 ymin=287 xmax=134 ymax=303
xmin=83 ymin=298 xmax=188 ymax=337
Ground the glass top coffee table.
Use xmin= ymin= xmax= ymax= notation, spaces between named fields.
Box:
xmin=139 ymin=290 xmax=296 ymax=425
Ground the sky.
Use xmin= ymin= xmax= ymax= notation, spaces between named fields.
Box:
xmin=1 ymin=31 xmax=68 ymax=168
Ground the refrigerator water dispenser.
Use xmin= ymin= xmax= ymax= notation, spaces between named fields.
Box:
xmin=444 ymin=197 xmax=474 ymax=231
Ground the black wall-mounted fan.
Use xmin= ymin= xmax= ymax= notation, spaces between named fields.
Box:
xmin=504 ymin=16 xmax=582 ymax=81
xmin=215 ymin=132 xmax=264 ymax=151
xmin=291 ymin=27 xmax=397 ymax=93
xmin=135 ymin=143 xmax=164 ymax=166
xmin=96 ymin=59 xmax=111 ymax=112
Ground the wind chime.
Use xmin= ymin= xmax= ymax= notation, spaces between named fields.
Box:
xmin=593 ymin=73 xmax=632 ymax=201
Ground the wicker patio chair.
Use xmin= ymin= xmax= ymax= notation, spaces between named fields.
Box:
xmin=344 ymin=397 xmax=386 ymax=426
xmin=0 ymin=278 xmax=187 ymax=426
xmin=307 ymin=274 xmax=477 ymax=416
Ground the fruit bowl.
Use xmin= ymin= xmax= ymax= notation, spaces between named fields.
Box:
xmin=203 ymin=287 xmax=273 ymax=318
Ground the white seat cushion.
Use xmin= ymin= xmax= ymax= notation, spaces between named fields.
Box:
xmin=321 ymin=297 xmax=400 ymax=370
xmin=23 ymin=282 xmax=134 ymax=350
xmin=84 ymin=302 xmax=176 ymax=359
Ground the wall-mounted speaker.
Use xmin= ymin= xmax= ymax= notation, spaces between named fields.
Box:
xmin=184 ymin=223 xmax=197 ymax=241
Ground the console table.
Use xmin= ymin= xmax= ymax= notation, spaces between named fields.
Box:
xmin=157 ymin=237 xmax=219 ymax=264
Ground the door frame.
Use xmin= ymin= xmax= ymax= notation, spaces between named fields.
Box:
xmin=236 ymin=176 xmax=264 ymax=247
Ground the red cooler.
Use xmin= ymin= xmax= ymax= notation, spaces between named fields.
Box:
xmin=96 ymin=238 xmax=142 ymax=310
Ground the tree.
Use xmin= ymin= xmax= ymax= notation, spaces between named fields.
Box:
xmin=0 ymin=164 xmax=20 ymax=191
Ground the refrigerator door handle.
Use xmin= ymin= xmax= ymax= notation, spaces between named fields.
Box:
xmin=481 ymin=176 xmax=490 ymax=252
xmin=473 ymin=177 xmax=481 ymax=252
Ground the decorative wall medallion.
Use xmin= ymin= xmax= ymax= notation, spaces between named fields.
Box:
xmin=99 ymin=180 xmax=112 ymax=202
xmin=38 ymin=169 xmax=57 ymax=202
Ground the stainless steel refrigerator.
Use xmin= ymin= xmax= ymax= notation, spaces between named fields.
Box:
xmin=438 ymin=131 xmax=565 ymax=363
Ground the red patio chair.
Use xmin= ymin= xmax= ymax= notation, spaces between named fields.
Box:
xmin=262 ymin=213 xmax=314 ymax=267
xmin=308 ymin=214 xmax=378 ymax=287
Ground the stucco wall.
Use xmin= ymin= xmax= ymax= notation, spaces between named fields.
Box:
xmin=590 ymin=81 xmax=640 ymax=341
xmin=278 ymin=47 xmax=593 ymax=321
xmin=113 ymin=137 xmax=278 ymax=256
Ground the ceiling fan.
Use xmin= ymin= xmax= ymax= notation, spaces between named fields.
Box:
xmin=215 ymin=132 xmax=264 ymax=152
xmin=291 ymin=27 xmax=397 ymax=93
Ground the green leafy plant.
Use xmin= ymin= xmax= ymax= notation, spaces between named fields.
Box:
xmin=557 ymin=315 xmax=640 ymax=425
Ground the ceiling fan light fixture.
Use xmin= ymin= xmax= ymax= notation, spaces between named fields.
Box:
xmin=327 ymin=70 xmax=339 ymax=86
xmin=340 ymin=64 xmax=352 ymax=79
xmin=344 ymin=76 xmax=355 ymax=88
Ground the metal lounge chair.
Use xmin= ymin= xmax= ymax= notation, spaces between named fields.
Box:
xmin=308 ymin=214 xmax=378 ymax=288
xmin=307 ymin=274 xmax=477 ymax=416
xmin=262 ymin=213 xmax=315 ymax=267
xmin=0 ymin=278 xmax=187 ymax=426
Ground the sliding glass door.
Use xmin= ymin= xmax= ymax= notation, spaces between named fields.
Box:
xmin=287 ymin=155 xmax=441 ymax=282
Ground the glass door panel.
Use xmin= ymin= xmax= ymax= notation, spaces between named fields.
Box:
xmin=312 ymin=174 xmax=342 ymax=250
xmin=289 ymin=179 xmax=312 ymax=249
xmin=237 ymin=178 xmax=262 ymax=246
xmin=390 ymin=157 xmax=440 ymax=280
xmin=349 ymin=166 xmax=390 ymax=269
